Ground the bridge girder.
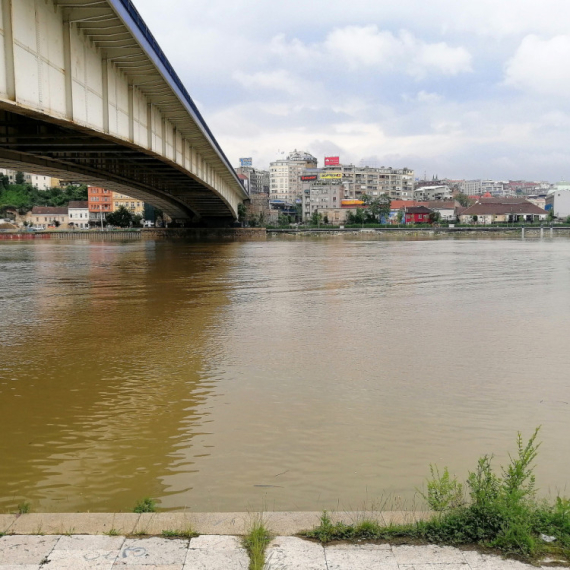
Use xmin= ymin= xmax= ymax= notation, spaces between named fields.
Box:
xmin=0 ymin=0 xmax=248 ymax=222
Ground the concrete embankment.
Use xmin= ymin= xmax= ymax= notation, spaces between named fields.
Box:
xmin=0 ymin=511 xmax=429 ymax=536
xmin=268 ymin=226 xmax=570 ymax=237
xmin=0 ymin=228 xmax=266 ymax=241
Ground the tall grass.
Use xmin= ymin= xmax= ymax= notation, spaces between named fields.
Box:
xmin=304 ymin=428 xmax=570 ymax=562
xmin=243 ymin=516 xmax=271 ymax=570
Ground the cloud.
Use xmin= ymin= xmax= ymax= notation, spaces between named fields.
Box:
xmin=272 ymin=26 xmax=472 ymax=79
xmin=504 ymin=34 xmax=570 ymax=95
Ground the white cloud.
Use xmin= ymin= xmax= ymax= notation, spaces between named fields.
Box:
xmin=504 ymin=34 xmax=570 ymax=95
xmin=273 ymin=26 xmax=472 ymax=78
xmin=233 ymin=69 xmax=317 ymax=97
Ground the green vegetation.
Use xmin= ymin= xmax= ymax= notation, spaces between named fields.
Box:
xmin=0 ymin=177 xmax=87 ymax=215
xmin=243 ymin=516 xmax=271 ymax=570
xmin=17 ymin=501 xmax=31 ymax=514
xmin=161 ymin=528 xmax=198 ymax=539
xmin=132 ymin=497 xmax=156 ymax=513
xmin=106 ymin=205 xmax=133 ymax=228
xmin=106 ymin=528 xmax=119 ymax=536
xmin=304 ymin=428 xmax=570 ymax=563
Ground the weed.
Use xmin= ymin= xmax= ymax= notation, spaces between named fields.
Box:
xmin=17 ymin=502 xmax=31 ymax=514
xmin=243 ymin=516 xmax=271 ymax=570
xmin=304 ymin=428 xmax=570 ymax=563
xmin=133 ymin=498 xmax=156 ymax=513
xmin=418 ymin=466 xmax=464 ymax=511
xmin=162 ymin=528 xmax=198 ymax=539
xmin=106 ymin=528 xmax=119 ymax=536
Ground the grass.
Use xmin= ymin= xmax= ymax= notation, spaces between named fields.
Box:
xmin=106 ymin=528 xmax=119 ymax=536
xmin=161 ymin=528 xmax=198 ymax=539
xmin=17 ymin=502 xmax=31 ymax=514
xmin=303 ymin=428 xmax=570 ymax=564
xmin=243 ymin=516 xmax=272 ymax=570
xmin=133 ymin=497 xmax=156 ymax=513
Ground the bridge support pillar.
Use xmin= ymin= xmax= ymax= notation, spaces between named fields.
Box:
xmin=1 ymin=0 xmax=15 ymax=101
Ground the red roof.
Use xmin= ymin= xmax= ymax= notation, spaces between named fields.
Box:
xmin=31 ymin=206 xmax=67 ymax=215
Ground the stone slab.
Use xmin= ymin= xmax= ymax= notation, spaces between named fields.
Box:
xmin=189 ymin=535 xmax=243 ymax=550
xmin=184 ymin=548 xmax=249 ymax=569
xmin=392 ymin=545 xmax=468 ymax=565
xmin=266 ymin=536 xmax=327 ymax=570
xmin=55 ymin=535 xmax=125 ymax=550
xmin=10 ymin=514 xmax=140 ymax=536
xmin=115 ymin=537 xmax=189 ymax=566
xmin=0 ymin=565 xmax=40 ymax=570
xmin=400 ymin=565 xmax=470 ymax=570
xmin=326 ymin=543 xmax=398 ymax=570
xmin=113 ymin=566 xmax=182 ymax=570
xmin=46 ymin=548 xmax=119 ymax=568
xmin=0 ymin=534 xmax=60 ymax=564
xmin=0 ymin=516 xmax=16 ymax=534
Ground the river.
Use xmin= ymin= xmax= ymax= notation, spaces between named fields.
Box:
xmin=0 ymin=235 xmax=569 ymax=513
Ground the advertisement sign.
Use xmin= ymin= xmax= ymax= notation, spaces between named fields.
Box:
xmin=239 ymin=157 xmax=253 ymax=167
xmin=325 ymin=156 xmax=340 ymax=166
xmin=301 ymin=175 xmax=318 ymax=181
xmin=321 ymin=173 xmax=342 ymax=179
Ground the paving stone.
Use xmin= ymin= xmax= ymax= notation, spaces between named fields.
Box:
xmin=0 ymin=516 xmax=16 ymax=534
xmin=188 ymin=535 xmax=243 ymax=550
xmin=0 ymin=534 xmax=60 ymax=564
xmin=134 ymin=514 xmax=194 ymax=536
xmin=46 ymin=548 xmax=119 ymax=568
xmin=55 ymin=535 xmax=125 ymax=550
xmin=392 ymin=545 xmax=468 ymax=565
xmin=400 ymin=564 xmax=468 ymax=570
xmin=266 ymin=536 xmax=327 ymax=570
xmin=180 ymin=513 xmax=251 ymax=536
xmin=184 ymin=548 xmax=249 ymax=569
xmin=115 ymin=537 xmax=189 ymax=566
xmin=325 ymin=543 xmax=399 ymax=569
xmin=0 ymin=565 xmax=40 ymax=570
xmin=460 ymin=550 xmax=534 ymax=570
xmin=113 ymin=566 xmax=182 ymax=570
xmin=10 ymin=514 xmax=140 ymax=535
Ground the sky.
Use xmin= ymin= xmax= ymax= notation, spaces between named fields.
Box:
xmin=134 ymin=0 xmax=570 ymax=181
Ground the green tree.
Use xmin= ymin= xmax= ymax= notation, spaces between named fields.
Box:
xmin=547 ymin=209 xmax=556 ymax=222
xmin=277 ymin=214 xmax=291 ymax=227
xmin=397 ymin=209 xmax=405 ymax=224
xmin=15 ymin=171 xmax=25 ymax=185
xmin=237 ymin=202 xmax=247 ymax=223
xmin=455 ymin=193 xmax=473 ymax=208
xmin=132 ymin=214 xmax=143 ymax=227
xmin=362 ymin=193 xmax=391 ymax=223
xmin=429 ymin=211 xmax=441 ymax=225
xmin=311 ymin=210 xmax=323 ymax=226
xmin=106 ymin=205 xmax=133 ymax=227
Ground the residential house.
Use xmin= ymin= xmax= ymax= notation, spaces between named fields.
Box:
xmin=31 ymin=206 xmax=68 ymax=228
xmin=459 ymin=198 xmax=547 ymax=224
xmin=405 ymin=206 xmax=432 ymax=224
xmin=68 ymin=201 xmax=90 ymax=228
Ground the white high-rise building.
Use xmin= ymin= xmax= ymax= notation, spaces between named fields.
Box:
xmin=270 ymin=150 xmax=318 ymax=203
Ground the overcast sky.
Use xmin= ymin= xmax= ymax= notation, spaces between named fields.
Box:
xmin=134 ymin=0 xmax=570 ymax=181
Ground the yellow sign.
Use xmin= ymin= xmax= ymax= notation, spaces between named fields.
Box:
xmin=320 ymin=173 xmax=342 ymax=179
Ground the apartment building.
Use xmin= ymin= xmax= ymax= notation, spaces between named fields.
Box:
xmin=318 ymin=163 xmax=414 ymax=200
xmin=0 ymin=168 xmax=59 ymax=189
xmin=112 ymin=192 xmax=144 ymax=216
xmin=270 ymin=150 xmax=318 ymax=203
xmin=88 ymin=186 xmax=113 ymax=223
xmin=236 ymin=166 xmax=270 ymax=194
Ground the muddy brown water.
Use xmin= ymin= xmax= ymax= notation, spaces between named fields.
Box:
xmin=0 ymin=236 xmax=569 ymax=513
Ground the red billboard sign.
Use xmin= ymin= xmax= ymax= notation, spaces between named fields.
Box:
xmin=324 ymin=156 xmax=340 ymax=166
xmin=301 ymin=175 xmax=318 ymax=181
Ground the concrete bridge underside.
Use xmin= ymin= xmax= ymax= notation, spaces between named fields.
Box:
xmin=0 ymin=0 xmax=248 ymax=223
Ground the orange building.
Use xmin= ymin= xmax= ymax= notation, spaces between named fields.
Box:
xmin=88 ymin=186 xmax=113 ymax=223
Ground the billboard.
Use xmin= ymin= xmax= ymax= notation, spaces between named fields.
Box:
xmin=239 ymin=157 xmax=252 ymax=167
xmin=301 ymin=175 xmax=318 ymax=181
xmin=321 ymin=173 xmax=342 ymax=179
xmin=325 ymin=156 xmax=340 ymax=166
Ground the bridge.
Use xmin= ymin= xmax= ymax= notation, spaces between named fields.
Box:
xmin=0 ymin=0 xmax=248 ymax=223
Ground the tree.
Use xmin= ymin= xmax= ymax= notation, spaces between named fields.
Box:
xmin=323 ymin=214 xmax=329 ymax=225
xmin=362 ymin=193 xmax=391 ymax=223
xmin=429 ymin=211 xmax=441 ymax=225
xmin=455 ymin=193 xmax=473 ymax=208
xmin=237 ymin=202 xmax=246 ymax=223
xmin=547 ymin=209 xmax=556 ymax=222
xmin=397 ymin=209 xmax=405 ymax=224
xmin=132 ymin=214 xmax=143 ymax=227
xmin=15 ymin=172 xmax=25 ymax=185
xmin=106 ymin=205 xmax=133 ymax=227
xmin=277 ymin=214 xmax=291 ymax=227
xmin=311 ymin=210 xmax=322 ymax=226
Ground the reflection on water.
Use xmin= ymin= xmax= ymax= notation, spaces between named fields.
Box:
xmin=0 ymin=236 xmax=569 ymax=512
